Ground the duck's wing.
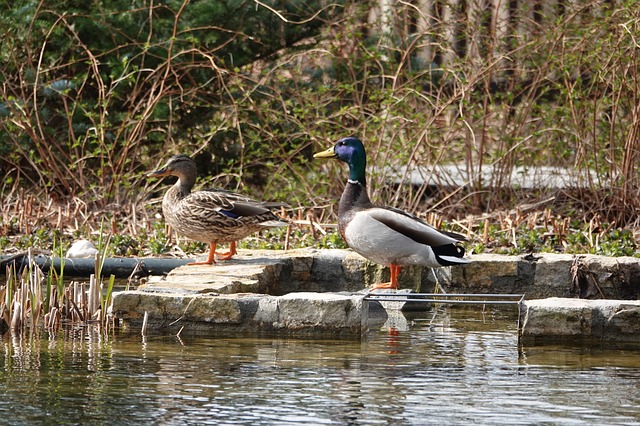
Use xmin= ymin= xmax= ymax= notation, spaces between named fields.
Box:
xmin=365 ymin=206 xmax=466 ymax=246
xmin=186 ymin=189 xmax=285 ymax=219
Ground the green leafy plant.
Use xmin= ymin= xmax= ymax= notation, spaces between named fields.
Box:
xmin=1 ymin=0 xmax=639 ymax=262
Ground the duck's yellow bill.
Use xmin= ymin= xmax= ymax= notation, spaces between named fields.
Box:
xmin=313 ymin=146 xmax=337 ymax=159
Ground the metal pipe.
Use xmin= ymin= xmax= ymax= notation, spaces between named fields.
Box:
xmin=364 ymin=297 xmax=522 ymax=305
xmin=366 ymin=292 xmax=524 ymax=299
xmin=364 ymin=292 xmax=526 ymax=305
xmin=1 ymin=255 xmax=193 ymax=278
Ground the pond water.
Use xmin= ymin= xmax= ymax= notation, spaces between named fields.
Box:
xmin=1 ymin=306 xmax=639 ymax=425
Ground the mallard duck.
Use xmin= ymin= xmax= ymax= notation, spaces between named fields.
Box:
xmin=314 ymin=137 xmax=468 ymax=289
xmin=147 ymin=154 xmax=287 ymax=265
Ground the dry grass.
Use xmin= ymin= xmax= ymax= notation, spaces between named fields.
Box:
xmin=1 ymin=250 xmax=115 ymax=336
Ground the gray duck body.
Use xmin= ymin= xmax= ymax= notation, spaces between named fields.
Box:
xmin=316 ymin=137 xmax=468 ymax=269
xmin=338 ymin=179 xmax=466 ymax=268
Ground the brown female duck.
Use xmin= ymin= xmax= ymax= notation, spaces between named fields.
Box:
xmin=148 ymin=154 xmax=286 ymax=265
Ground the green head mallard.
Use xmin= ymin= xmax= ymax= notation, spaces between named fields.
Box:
xmin=314 ymin=137 xmax=468 ymax=289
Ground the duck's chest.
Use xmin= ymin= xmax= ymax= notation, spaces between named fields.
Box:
xmin=341 ymin=212 xmax=399 ymax=264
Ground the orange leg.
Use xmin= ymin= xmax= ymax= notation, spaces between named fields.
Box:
xmin=187 ymin=242 xmax=218 ymax=265
xmin=187 ymin=242 xmax=237 ymax=266
xmin=370 ymin=264 xmax=401 ymax=290
xmin=215 ymin=241 xmax=237 ymax=260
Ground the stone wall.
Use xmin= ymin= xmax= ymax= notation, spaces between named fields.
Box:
xmin=112 ymin=249 xmax=640 ymax=339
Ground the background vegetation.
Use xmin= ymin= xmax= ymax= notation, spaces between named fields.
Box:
xmin=1 ymin=0 xmax=639 ymax=258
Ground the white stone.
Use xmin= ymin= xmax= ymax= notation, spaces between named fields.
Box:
xmin=66 ymin=239 xmax=99 ymax=258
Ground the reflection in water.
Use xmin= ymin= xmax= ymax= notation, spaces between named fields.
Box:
xmin=1 ymin=306 xmax=639 ymax=425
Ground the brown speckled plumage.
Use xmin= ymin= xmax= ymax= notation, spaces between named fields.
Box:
xmin=148 ymin=154 xmax=286 ymax=264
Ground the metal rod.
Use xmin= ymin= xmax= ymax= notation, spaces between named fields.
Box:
xmin=364 ymin=297 xmax=522 ymax=305
xmin=364 ymin=293 xmax=526 ymax=306
xmin=365 ymin=292 xmax=524 ymax=299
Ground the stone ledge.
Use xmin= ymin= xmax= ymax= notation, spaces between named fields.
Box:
xmin=137 ymin=249 xmax=371 ymax=295
xmin=447 ymin=253 xmax=640 ymax=300
xmin=112 ymin=249 xmax=640 ymax=340
xmin=519 ymin=297 xmax=640 ymax=345
xmin=137 ymin=250 xmax=640 ymax=299
xmin=113 ymin=290 xmax=369 ymax=337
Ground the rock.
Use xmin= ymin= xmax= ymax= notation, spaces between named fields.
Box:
xmin=66 ymin=239 xmax=98 ymax=258
xmin=112 ymin=289 xmax=368 ymax=337
xmin=130 ymin=251 xmax=640 ymax=300
xmin=529 ymin=253 xmax=574 ymax=297
xmin=138 ymin=249 xmax=369 ymax=295
xmin=449 ymin=253 xmax=523 ymax=294
xmin=112 ymin=291 xmax=244 ymax=324
xmin=276 ymin=292 xmax=367 ymax=334
xmin=390 ymin=164 xmax=599 ymax=190
xmin=519 ymin=297 xmax=640 ymax=345
xmin=275 ymin=249 xmax=369 ymax=294
xmin=568 ymin=255 xmax=640 ymax=300
xmin=449 ymin=253 xmax=640 ymax=300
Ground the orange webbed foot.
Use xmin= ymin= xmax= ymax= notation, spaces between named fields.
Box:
xmin=214 ymin=251 xmax=234 ymax=261
xmin=187 ymin=242 xmax=219 ymax=266
xmin=187 ymin=241 xmax=238 ymax=265
xmin=369 ymin=264 xmax=401 ymax=290
xmin=187 ymin=260 xmax=216 ymax=266
xmin=214 ymin=241 xmax=237 ymax=260
xmin=370 ymin=281 xmax=399 ymax=290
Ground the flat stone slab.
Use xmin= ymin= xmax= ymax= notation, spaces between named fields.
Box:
xmin=390 ymin=164 xmax=599 ymax=189
xmin=519 ymin=297 xmax=640 ymax=345
xmin=113 ymin=290 xmax=368 ymax=337
xmin=124 ymin=250 xmax=640 ymax=299
xmin=137 ymin=248 xmax=372 ymax=295
xmin=112 ymin=249 xmax=377 ymax=337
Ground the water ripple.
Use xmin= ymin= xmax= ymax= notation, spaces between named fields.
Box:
xmin=1 ymin=306 xmax=639 ymax=425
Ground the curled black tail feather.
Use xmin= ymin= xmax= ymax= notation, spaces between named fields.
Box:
xmin=433 ymin=244 xmax=467 ymax=266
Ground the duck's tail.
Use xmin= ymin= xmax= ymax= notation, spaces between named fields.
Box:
xmin=434 ymin=244 xmax=469 ymax=266
xmin=259 ymin=219 xmax=289 ymax=227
